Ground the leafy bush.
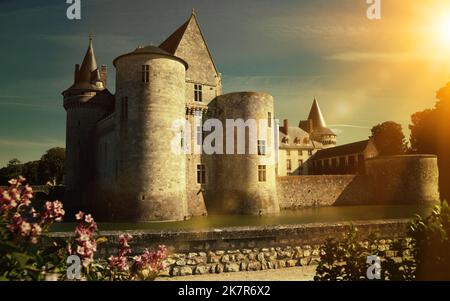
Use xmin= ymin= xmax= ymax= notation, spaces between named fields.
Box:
xmin=314 ymin=226 xmax=414 ymax=281
xmin=410 ymin=201 xmax=450 ymax=280
xmin=0 ymin=177 xmax=167 ymax=281
xmin=315 ymin=202 xmax=450 ymax=281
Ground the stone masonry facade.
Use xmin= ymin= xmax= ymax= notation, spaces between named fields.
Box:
xmin=63 ymin=11 xmax=440 ymax=222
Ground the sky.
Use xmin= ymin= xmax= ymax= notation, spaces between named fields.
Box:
xmin=1 ymin=0 xmax=450 ymax=166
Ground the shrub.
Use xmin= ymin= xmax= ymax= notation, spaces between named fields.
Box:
xmin=315 ymin=202 xmax=450 ymax=281
xmin=410 ymin=201 xmax=450 ymax=280
xmin=0 ymin=177 xmax=167 ymax=281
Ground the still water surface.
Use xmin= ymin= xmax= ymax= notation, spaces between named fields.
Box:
xmin=51 ymin=205 xmax=432 ymax=232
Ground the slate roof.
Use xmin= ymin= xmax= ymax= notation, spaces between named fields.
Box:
xmin=278 ymin=127 xmax=316 ymax=149
xmin=313 ymin=139 xmax=371 ymax=160
xmin=112 ymin=45 xmax=188 ymax=68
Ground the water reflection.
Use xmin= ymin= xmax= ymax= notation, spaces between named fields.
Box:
xmin=51 ymin=205 xmax=432 ymax=232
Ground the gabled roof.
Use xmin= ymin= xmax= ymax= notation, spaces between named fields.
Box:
xmin=159 ymin=10 xmax=219 ymax=76
xmin=159 ymin=16 xmax=191 ymax=54
xmin=313 ymin=139 xmax=371 ymax=160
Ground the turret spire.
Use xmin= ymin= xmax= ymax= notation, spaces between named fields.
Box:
xmin=77 ymin=35 xmax=98 ymax=83
xmin=308 ymin=98 xmax=327 ymax=129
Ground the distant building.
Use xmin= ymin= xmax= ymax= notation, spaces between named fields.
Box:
xmin=312 ymin=139 xmax=379 ymax=175
xmin=299 ymin=98 xmax=337 ymax=148
xmin=277 ymin=99 xmax=335 ymax=176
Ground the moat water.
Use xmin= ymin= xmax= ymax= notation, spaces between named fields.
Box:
xmin=51 ymin=204 xmax=432 ymax=232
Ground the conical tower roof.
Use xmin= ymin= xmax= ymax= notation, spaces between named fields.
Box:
xmin=308 ymin=98 xmax=327 ymax=129
xmin=77 ymin=36 xmax=98 ymax=83
xmin=63 ymin=36 xmax=104 ymax=94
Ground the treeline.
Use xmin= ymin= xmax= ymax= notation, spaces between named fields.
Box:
xmin=368 ymin=82 xmax=450 ymax=201
xmin=0 ymin=147 xmax=65 ymax=186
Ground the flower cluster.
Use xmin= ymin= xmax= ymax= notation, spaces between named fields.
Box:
xmin=133 ymin=245 xmax=167 ymax=273
xmin=108 ymin=234 xmax=133 ymax=271
xmin=40 ymin=201 xmax=65 ymax=224
xmin=0 ymin=177 xmax=32 ymax=214
xmin=1 ymin=177 xmax=64 ymax=244
xmin=71 ymin=211 xmax=98 ymax=267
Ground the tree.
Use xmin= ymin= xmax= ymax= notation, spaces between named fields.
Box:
xmin=22 ymin=160 xmax=40 ymax=185
xmin=409 ymin=109 xmax=437 ymax=154
xmin=410 ymin=82 xmax=450 ymax=201
xmin=0 ymin=158 xmax=23 ymax=185
xmin=371 ymin=121 xmax=407 ymax=156
xmin=38 ymin=147 xmax=65 ymax=185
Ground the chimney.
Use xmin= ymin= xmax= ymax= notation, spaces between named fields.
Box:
xmin=283 ymin=119 xmax=289 ymax=135
xmin=74 ymin=64 xmax=80 ymax=82
xmin=100 ymin=64 xmax=107 ymax=87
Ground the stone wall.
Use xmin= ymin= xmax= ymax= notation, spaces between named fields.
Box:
xmin=276 ymin=155 xmax=440 ymax=209
xmin=49 ymin=219 xmax=410 ymax=277
xmin=276 ymin=175 xmax=371 ymax=209
xmin=366 ymin=155 xmax=440 ymax=205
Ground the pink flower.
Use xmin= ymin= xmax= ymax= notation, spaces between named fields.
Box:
xmin=133 ymin=245 xmax=167 ymax=272
xmin=84 ymin=214 xmax=93 ymax=223
xmin=71 ymin=211 xmax=98 ymax=267
xmin=75 ymin=211 xmax=85 ymax=221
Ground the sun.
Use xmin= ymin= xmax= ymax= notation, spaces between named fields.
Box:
xmin=436 ymin=15 xmax=450 ymax=44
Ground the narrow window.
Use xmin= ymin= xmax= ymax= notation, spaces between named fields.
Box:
xmin=286 ymin=150 xmax=291 ymax=156
xmin=194 ymin=84 xmax=203 ymax=102
xmin=287 ymin=159 xmax=292 ymax=171
xmin=257 ymin=140 xmax=266 ymax=156
xmin=197 ymin=164 xmax=206 ymax=184
xmin=180 ymin=130 xmax=185 ymax=149
xmin=298 ymin=159 xmax=303 ymax=169
xmin=298 ymin=150 xmax=301 ymax=156
xmin=268 ymin=112 xmax=272 ymax=127
xmin=258 ymin=165 xmax=266 ymax=182
xmin=142 ymin=65 xmax=150 ymax=83
xmin=308 ymin=150 xmax=313 ymax=156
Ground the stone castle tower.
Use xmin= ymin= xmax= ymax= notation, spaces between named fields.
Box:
xmin=62 ymin=12 xmax=327 ymax=221
xmin=62 ymin=37 xmax=114 ymax=214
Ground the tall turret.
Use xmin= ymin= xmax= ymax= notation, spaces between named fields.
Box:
xmin=299 ymin=98 xmax=336 ymax=148
xmin=63 ymin=36 xmax=114 ymax=214
xmin=112 ymin=45 xmax=189 ymax=221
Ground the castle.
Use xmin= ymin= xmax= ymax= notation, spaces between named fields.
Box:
xmin=62 ymin=11 xmax=336 ymax=221
xmin=63 ymin=12 xmax=439 ymax=222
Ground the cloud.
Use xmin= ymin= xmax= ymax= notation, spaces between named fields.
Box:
xmin=0 ymin=138 xmax=64 ymax=149
xmin=329 ymin=124 xmax=371 ymax=129
xmin=325 ymin=51 xmax=423 ymax=62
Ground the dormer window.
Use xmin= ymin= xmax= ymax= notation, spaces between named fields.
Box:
xmin=194 ymin=84 xmax=203 ymax=102
xmin=282 ymin=137 xmax=289 ymax=144
xmin=294 ymin=137 xmax=300 ymax=144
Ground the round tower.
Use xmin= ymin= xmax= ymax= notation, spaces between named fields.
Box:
xmin=63 ymin=37 xmax=113 ymax=215
xmin=210 ymin=92 xmax=280 ymax=215
xmin=113 ymin=46 xmax=188 ymax=221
